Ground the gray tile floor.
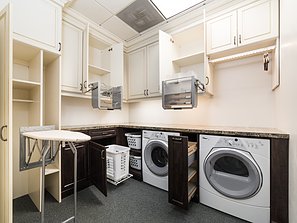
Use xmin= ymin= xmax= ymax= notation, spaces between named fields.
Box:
xmin=13 ymin=179 xmax=247 ymax=223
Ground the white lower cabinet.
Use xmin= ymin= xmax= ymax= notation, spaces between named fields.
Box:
xmin=128 ymin=42 xmax=161 ymax=100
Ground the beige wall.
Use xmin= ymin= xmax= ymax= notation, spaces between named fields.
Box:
xmin=275 ymin=0 xmax=297 ymax=222
xmin=130 ymin=55 xmax=274 ymax=128
xmin=61 ymin=96 xmax=129 ymax=126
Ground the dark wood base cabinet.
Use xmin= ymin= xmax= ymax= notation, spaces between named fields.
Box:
xmin=168 ymin=135 xmax=198 ymax=210
xmin=61 ymin=142 xmax=89 ymax=198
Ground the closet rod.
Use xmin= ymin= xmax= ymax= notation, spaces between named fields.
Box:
xmin=208 ymin=45 xmax=276 ymax=64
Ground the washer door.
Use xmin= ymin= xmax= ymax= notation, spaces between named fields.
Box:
xmin=144 ymin=140 xmax=168 ymax=176
xmin=204 ymin=148 xmax=262 ymax=199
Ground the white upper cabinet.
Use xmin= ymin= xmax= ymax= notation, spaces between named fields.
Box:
xmin=128 ymin=42 xmax=161 ymax=100
xmin=206 ymin=0 xmax=278 ymax=55
xmin=86 ymin=33 xmax=123 ymax=93
xmin=128 ymin=47 xmax=146 ymax=99
xmin=237 ymin=0 xmax=278 ymax=46
xmin=61 ymin=21 xmax=83 ymax=93
xmin=206 ymin=11 xmax=237 ymax=54
xmin=61 ymin=17 xmax=124 ymax=97
xmin=146 ymin=43 xmax=161 ymax=98
xmin=8 ymin=0 xmax=62 ymax=53
xmin=159 ymin=25 xmax=212 ymax=96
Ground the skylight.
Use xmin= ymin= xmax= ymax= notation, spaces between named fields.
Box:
xmin=150 ymin=0 xmax=206 ymax=19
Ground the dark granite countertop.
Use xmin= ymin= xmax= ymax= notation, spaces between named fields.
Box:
xmin=62 ymin=123 xmax=289 ymax=139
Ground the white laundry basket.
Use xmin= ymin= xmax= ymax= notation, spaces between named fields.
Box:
xmin=106 ymin=145 xmax=130 ymax=182
xmin=125 ymin=132 xmax=141 ymax=149
xmin=130 ymin=155 xmax=141 ymax=170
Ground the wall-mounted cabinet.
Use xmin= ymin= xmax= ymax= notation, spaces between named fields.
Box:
xmin=61 ymin=20 xmax=83 ymax=94
xmin=206 ymin=0 xmax=278 ymax=55
xmin=128 ymin=42 xmax=161 ymax=100
xmin=61 ymin=19 xmax=124 ymax=98
xmin=0 ymin=0 xmax=62 ymax=54
xmin=159 ymin=24 xmax=213 ymax=96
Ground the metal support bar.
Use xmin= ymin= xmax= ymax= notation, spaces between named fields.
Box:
xmin=67 ymin=142 xmax=77 ymax=223
xmin=41 ymin=140 xmax=51 ymax=223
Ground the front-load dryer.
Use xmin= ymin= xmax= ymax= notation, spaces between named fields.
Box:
xmin=199 ymin=134 xmax=270 ymax=223
xmin=142 ymin=130 xmax=180 ymax=191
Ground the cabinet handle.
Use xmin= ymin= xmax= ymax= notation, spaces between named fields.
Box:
xmin=58 ymin=42 xmax=61 ymax=51
xmin=205 ymin=76 xmax=209 ymax=85
xmin=101 ymin=150 xmax=105 ymax=160
xmin=80 ymin=83 xmax=82 ymax=91
xmin=144 ymin=89 xmax=146 ymax=96
xmin=234 ymin=36 xmax=236 ymax=45
xmin=0 ymin=125 xmax=7 ymax=141
xmin=146 ymin=89 xmax=149 ymax=96
xmin=172 ymin=137 xmax=182 ymax=141
xmin=239 ymin=35 xmax=241 ymax=44
xmin=84 ymin=81 xmax=87 ymax=89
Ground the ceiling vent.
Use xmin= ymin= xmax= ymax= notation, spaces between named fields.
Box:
xmin=116 ymin=0 xmax=165 ymax=33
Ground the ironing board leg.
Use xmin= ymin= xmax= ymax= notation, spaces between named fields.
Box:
xmin=41 ymin=141 xmax=51 ymax=223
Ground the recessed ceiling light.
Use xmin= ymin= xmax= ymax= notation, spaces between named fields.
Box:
xmin=150 ymin=0 xmax=205 ymax=19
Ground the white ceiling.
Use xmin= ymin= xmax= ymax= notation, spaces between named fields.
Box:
xmin=68 ymin=0 xmax=212 ymax=42
xmin=69 ymin=0 xmax=141 ymax=41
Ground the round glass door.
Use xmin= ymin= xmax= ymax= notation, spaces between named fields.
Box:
xmin=144 ymin=140 xmax=168 ymax=176
xmin=204 ymin=148 xmax=262 ymax=199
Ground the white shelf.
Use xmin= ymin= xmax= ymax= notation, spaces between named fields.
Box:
xmin=89 ymin=64 xmax=110 ymax=75
xmin=13 ymin=79 xmax=41 ymax=90
xmin=45 ymin=166 xmax=59 ymax=176
xmin=172 ymin=51 xmax=204 ymax=67
xmin=13 ymin=99 xmax=34 ymax=103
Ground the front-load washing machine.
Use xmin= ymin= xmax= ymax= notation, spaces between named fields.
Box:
xmin=199 ymin=134 xmax=270 ymax=223
xmin=142 ymin=130 xmax=180 ymax=191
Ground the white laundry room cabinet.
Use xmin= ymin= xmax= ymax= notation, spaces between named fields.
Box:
xmin=127 ymin=42 xmax=161 ymax=100
xmin=159 ymin=24 xmax=213 ymax=96
xmin=206 ymin=0 xmax=278 ymax=55
xmin=0 ymin=0 xmax=62 ymax=53
xmin=61 ymin=16 xmax=124 ymax=98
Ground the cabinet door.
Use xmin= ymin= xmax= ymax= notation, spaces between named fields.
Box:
xmin=89 ymin=141 xmax=107 ymax=196
xmin=146 ymin=42 xmax=161 ymax=98
xmin=206 ymin=11 xmax=237 ymax=54
xmin=128 ymin=47 xmax=146 ymax=99
xmin=61 ymin=143 xmax=89 ymax=198
xmin=168 ymin=136 xmax=189 ymax=210
xmin=159 ymin=30 xmax=172 ymax=93
xmin=110 ymin=43 xmax=124 ymax=87
xmin=12 ymin=0 xmax=61 ymax=52
xmin=0 ymin=4 xmax=12 ymax=222
xmin=61 ymin=21 xmax=83 ymax=93
xmin=238 ymin=0 xmax=278 ymax=46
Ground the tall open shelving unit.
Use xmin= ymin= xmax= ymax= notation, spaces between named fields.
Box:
xmin=12 ymin=40 xmax=61 ymax=211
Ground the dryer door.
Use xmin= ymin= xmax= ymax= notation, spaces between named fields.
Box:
xmin=144 ymin=140 xmax=168 ymax=176
xmin=204 ymin=148 xmax=262 ymax=199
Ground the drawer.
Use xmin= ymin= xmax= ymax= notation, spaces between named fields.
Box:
xmin=89 ymin=129 xmax=117 ymax=140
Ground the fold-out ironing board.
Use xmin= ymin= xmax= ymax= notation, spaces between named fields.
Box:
xmin=22 ymin=130 xmax=91 ymax=223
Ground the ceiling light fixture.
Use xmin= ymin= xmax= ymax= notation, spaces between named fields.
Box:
xmin=150 ymin=0 xmax=206 ymax=19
